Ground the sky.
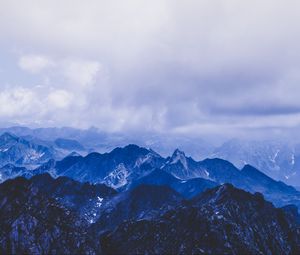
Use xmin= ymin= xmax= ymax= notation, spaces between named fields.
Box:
xmin=1 ymin=0 xmax=300 ymax=140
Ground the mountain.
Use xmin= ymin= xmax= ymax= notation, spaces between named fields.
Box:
xmin=32 ymin=145 xmax=300 ymax=209
xmin=91 ymin=184 xmax=183 ymax=234
xmin=28 ymin=173 xmax=117 ymax=223
xmin=0 ymin=177 xmax=97 ymax=254
xmin=101 ymin=184 xmax=300 ymax=255
xmin=161 ymin=152 xmax=300 ymax=209
xmin=197 ymin=159 xmax=300 ymax=208
xmin=0 ymin=174 xmax=186 ymax=253
xmin=130 ymin=168 xmax=218 ymax=199
xmin=0 ymin=126 xmax=215 ymax=159
xmin=54 ymin=138 xmax=85 ymax=151
xmin=212 ymin=138 xmax=300 ymax=185
xmin=161 ymin=149 xmax=207 ymax=179
xmin=6 ymin=125 xmax=300 ymax=185
xmin=239 ymin=164 xmax=300 ymax=208
xmin=0 ymin=132 xmax=57 ymax=168
xmin=2 ymin=140 xmax=300 ymax=210
xmin=0 ymin=164 xmax=31 ymax=182
xmin=161 ymin=150 xmax=246 ymax=185
xmin=139 ymin=134 xmax=215 ymax=159
xmin=37 ymin=144 xmax=164 ymax=188
xmin=2 ymin=173 xmax=300 ymax=254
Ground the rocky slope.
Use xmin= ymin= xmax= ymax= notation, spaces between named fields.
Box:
xmin=0 ymin=132 xmax=57 ymax=168
xmin=101 ymin=184 xmax=300 ymax=255
xmin=0 ymin=177 xmax=98 ymax=254
xmin=1 ymin=173 xmax=300 ymax=254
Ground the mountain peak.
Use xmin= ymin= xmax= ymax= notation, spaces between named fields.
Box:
xmin=196 ymin=183 xmax=268 ymax=208
xmin=0 ymin=132 xmax=18 ymax=141
xmin=241 ymin=164 xmax=272 ymax=180
xmin=170 ymin=149 xmax=188 ymax=169
xmin=172 ymin=148 xmax=185 ymax=156
xmin=124 ymin=144 xmax=143 ymax=150
xmin=112 ymin=144 xmax=151 ymax=155
xmin=67 ymin=151 xmax=82 ymax=157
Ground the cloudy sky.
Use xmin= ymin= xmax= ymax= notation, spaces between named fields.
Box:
xmin=1 ymin=0 xmax=300 ymax=139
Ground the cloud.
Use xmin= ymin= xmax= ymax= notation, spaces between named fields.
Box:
xmin=1 ymin=1 xmax=300 ymax=140
xmin=18 ymin=54 xmax=53 ymax=73
xmin=0 ymin=87 xmax=38 ymax=117
xmin=47 ymin=89 xmax=73 ymax=109
xmin=60 ymin=59 xmax=102 ymax=88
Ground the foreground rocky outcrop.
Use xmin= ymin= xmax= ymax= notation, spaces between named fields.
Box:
xmin=1 ymin=174 xmax=300 ymax=254
xmin=101 ymin=184 xmax=300 ymax=255
xmin=0 ymin=177 xmax=98 ymax=254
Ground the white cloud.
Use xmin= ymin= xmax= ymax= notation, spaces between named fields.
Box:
xmin=0 ymin=87 xmax=40 ymax=117
xmin=61 ymin=59 xmax=102 ymax=88
xmin=0 ymin=86 xmax=75 ymax=125
xmin=47 ymin=89 xmax=73 ymax=109
xmin=18 ymin=54 xmax=53 ymax=73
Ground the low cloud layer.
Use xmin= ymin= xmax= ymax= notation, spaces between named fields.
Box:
xmin=1 ymin=1 xmax=300 ymax=140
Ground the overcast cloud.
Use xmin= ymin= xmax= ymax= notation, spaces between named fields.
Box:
xmin=1 ymin=0 xmax=300 ymax=139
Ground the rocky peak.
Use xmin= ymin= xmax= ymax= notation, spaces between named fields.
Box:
xmin=169 ymin=149 xmax=188 ymax=169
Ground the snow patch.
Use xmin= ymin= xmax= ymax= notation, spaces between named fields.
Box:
xmin=170 ymin=151 xmax=188 ymax=169
xmin=134 ymin=154 xmax=153 ymax=168
xmin=104 ymin=164 xmax=129 ymax=189
xmin=96 ymin=196 xmax=103 ymax=207
xmin=270 ymin=149 xmax=280 ymax=163
xmin=291 ymin=154 xmax=295 ymax=165
xmin=204 ymin=169 xmax=210 ymax=177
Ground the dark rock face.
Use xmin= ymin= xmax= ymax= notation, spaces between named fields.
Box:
xmin=101 ymin=184 xmax=300 ymax=255
xmin=1 ymin=173 xmax=300 ymax=255
xmin=91 ymin=184 xmax=183 ymax=234
xmin=0 ymin=177 xmax=98 ymax=254
xmin=29 ymin=173 xmax=117 ymax=223
xmin=130 ymin=168 xmax=218 ymax=199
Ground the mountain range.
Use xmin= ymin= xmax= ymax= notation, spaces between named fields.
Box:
xmin=1 ymin=173 xmax=300 ymax=254
xmin=2 ymin=126 xmax=300 ymax=186
xmin=2 ymin=128 xmax=300 ymax=253
xmin=0 ymin=137 xmax=299 ymax=211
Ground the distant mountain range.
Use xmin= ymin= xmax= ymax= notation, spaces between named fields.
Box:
xmin=212 ymin=138 xmax=300 ymax=185
xmin=0 ymin=126 xmax=213 ymax=158
xmin=0 ymin=137 xmax=300 ymax=211
xmin=0 ymin=132 xmax=87 ymax=170
xmin=2 ymin=126 xmax=300 ymax=186
xmin=0 ymin=132 xmax=58 ymax=168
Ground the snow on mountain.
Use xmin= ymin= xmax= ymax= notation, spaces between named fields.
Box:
xmin=103 ymin=163 xmax=130 ymax=189
xmin=169 ymin=149 xmax=188 ymax=169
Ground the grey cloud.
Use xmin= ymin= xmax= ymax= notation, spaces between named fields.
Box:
xmin=1 ymin=1 xmax=300 ymax=140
